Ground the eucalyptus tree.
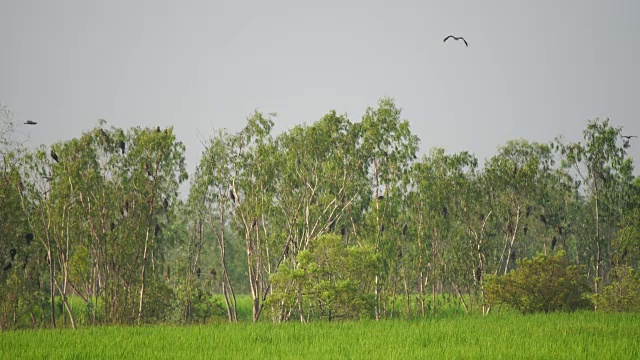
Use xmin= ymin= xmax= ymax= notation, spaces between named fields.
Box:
xmin=267 ymin=110 xmax=372 ymax=321
xmin=358 ymin=97 xmax=418 ymax=319
xmin=558 ymin=118 xmax=629 ymax=294
xmin=483 ymin=140 xmax=555 ymax=276
xmin=119 ymin=126 xmax=187 ymax=324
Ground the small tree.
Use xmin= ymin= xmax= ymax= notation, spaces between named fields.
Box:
xmin=486 ymin=251 xmax=592 ymax=313
xmin=269 ymin=234 xmax=379 ymax=322
xmin=598 ymin=265 xmax=640 ymax=312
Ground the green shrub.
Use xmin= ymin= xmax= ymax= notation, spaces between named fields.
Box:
xmin=486 ymin=251 xmax=592 ymax=313
xmin=598 ymin=265 xmax=640 ymax=312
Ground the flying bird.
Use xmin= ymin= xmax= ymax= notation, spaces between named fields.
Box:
xmin=443 ymin=35 xmax=468 ymax=47
xmin=621 ymin=135 xmax=638 ymax=140
xmin=24 ymin=120 xmax=38 ymax=125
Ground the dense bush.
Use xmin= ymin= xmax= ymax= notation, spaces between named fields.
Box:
xmin=598 ymin=265 xmax=640 ymax=312
xmin=269 ymin=235 xmax=379 ymax=322
xmin=486 ymin=251 xmax=592 ymax=313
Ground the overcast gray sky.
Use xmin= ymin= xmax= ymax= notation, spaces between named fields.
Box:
xmin=2 ymin=0 xmax=640 ymax=191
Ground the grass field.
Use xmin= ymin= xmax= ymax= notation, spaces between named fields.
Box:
xmin=1 ymin=311 xmax=639 ymax=359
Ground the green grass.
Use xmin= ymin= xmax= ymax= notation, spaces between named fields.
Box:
xmin=1 ymin=312 xmax=639 ymax=359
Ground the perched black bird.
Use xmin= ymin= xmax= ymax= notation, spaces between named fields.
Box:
xmin=523 ymin=224 xmax=528 ymax=236
xmin=551 ymin=236 xmax=557 ymax=250
xmin=3 ymin=263 xmax=11 ymax=272
xmin=229 ymin=189 xmax=236 ymax=203
xmin=340 ymin=225 xmax=346 ymax=236
xmin=155 ymin=224 xmax=160 ymax=237
xmin=510 ymin=250 xmax=516 ymax=262
xmin=556 ymin=225 xmax=563 ymax=235
xmin=125 ymin=200 xmax=130 ymax=212
xmin=118 ymin=140 xmax=126 ymax=155
xmin=443 ymin=35 xmax=468 ymax=47
xmin=163 ymin=198 xmax=169 ymax=210
xmin=402 ymin=223 xmax=408 ymax=236
xmin=377 ymin=195 xmax=384 ymax=200
xmin=110 ymin=222 xmax=115 ymax=231
xmin=156 ymin=126 xmax=161 ymax=133
xmin=24 ymin=120 xmax=38 ymax=125
xmin=196 ymin=267 xmax=201 ymax=279
xmin=475 ymin=267 xmax=482 ymax=282
xmin=507 ymin=223 xmax=514 ymax=236
xmin=26 ymin=233 xmax=34 ymax=246
xmin=442 ymin=206 xmax=448 ymax=219
xmin=50 ymin=150 xmax=59 ymax=163
xmin=100 ymin=129 xmax=110 ymax=142
xmin=252 ymin=218 xmax=258 ymax=229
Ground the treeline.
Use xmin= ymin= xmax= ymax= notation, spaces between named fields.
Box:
xmin=1 ymin=99 xmax=639 ymax=329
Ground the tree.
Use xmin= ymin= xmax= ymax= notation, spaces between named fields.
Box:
xmin=486 ymin=251 xmax=592 ymax=313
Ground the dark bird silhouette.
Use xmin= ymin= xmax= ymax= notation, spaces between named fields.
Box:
xmin=196 ymin=267 xmax=201 ymax=279
xmin=252 ymin=218 xmax=258 ymax=229
xmin=100 ymin=129 xmax=110 ymax=142
xmin=118 ymin=140 xmax=125 ymax=155
xmin=26 ymin=233 xmax=34 ymax=246
xmin=210 ymin=268 xmax=217 ymax=280
xmin=479 ymin=213 xmax=485 ymax=222
xmin=3 ymin=263 xmax=11 ymax=272
xmin=125 ymin=200 xmax=130 ymax=212
xmin=475 ymin=267 xmax=482 ymax=282
xmin=402 ymin=223 xmax=408 ymax=236
xmin=507 ymin=223 xmax=514 ymax=236
xmin=556 ymin=225 xmax=563 ymax=235
xmin=379 ymin=224 xmax=385 ymax=233
xmin=340 ymin=225 xmax=346 ymax=236
xmin=621 ymin=135 xmax=638 ymax=140
xmin=110 ymin=222 xmax=115 ymax=231
xmin=163 ymin=198 xmax=169 ymax=210
xmin=50 ymin=150 xmax=59 ymax=163
xmin=442 ymin=206 xmax=448 ymax=219
xmin=24 ymin=120 xmax=37 ymax=125
xmin=523 ymin=224 xmax=528 ymax=236
xmin=551 ymin=236 xmax=557 ymax=250
xmin=229 ymin=189 xmax=236 ymax=203
xmin=377 ymin=195 xmax=384 ymax=200
xmin=443 ymin=35 xmax=468 ymax=47
xmin=621 ymin=247 xmax=628 ymax=260
xmin=156 ymin=126 xmax=161 ymax=133
xmin=510 ymin=250 xmax=516 ymax=262
xmin=155 ymin=224 xmax=160 ymax=237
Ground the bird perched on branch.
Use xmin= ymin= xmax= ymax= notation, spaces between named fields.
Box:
xmin=443 ymin=35 xmax=468 ymax=47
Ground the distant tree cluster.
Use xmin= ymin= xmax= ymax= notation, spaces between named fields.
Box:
xmin=1 ymin=98 xmax=639 ymax=329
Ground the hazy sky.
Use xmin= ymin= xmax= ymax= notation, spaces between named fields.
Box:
xmin=2 ymin=0 xmax=640 ymax=192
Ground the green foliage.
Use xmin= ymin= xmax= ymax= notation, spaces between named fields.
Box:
xmin=598 ymin=265 xmax=640 ymax=312
xmin=269 ymin=235 xmax=380 ymax=321
xmin=486 ymin=251 xmax=592 ymax=313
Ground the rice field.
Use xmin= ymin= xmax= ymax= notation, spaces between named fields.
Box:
xmin=1 ymin=311 xmax=639 ymax=359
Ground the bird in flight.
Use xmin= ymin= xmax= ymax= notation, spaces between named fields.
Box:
xmin=24 ymin=120 xmax=38 ymax=125
xmin=621 ymin=135 xmax=638 ymax=140
xmin=443 ymin=35 xmax=468 ymax=47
